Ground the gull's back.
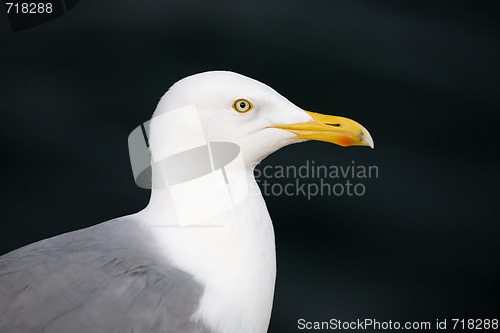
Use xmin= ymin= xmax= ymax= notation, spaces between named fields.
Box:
xmin=0 ymin=217 xmax=211 ymax=333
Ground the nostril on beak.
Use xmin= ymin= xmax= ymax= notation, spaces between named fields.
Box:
xmin=326 ymin=123 xmax=341 ymax=127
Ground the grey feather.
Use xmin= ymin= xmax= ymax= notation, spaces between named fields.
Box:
xmin=0 ymin=217 xmax=212 ymax=333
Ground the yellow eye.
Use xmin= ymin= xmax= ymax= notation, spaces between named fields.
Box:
xmin=233 ymin=99 xmax=253 ymax=113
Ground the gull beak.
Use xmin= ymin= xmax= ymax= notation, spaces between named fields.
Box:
xmin=271 ymin=111 xmax=374 ymax=148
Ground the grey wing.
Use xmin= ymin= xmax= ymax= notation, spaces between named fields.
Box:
xmin=0 ymin=218 xmax=212 ymax=333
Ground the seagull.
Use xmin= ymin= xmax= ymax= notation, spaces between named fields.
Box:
xmin=0 ymin=71 xmax=374 ymax=333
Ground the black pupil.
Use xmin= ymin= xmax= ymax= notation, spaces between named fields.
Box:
xmin=239 ymin=102 xmax=246 ymax=109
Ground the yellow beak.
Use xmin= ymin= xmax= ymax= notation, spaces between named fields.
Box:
xmin=271 ymin=111 xmax=374 ymax=148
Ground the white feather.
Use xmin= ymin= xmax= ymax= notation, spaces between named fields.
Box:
xmin=138 ymin=71 xmax=312 ymax=333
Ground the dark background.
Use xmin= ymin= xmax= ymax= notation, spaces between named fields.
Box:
xmin=1 ymin=1 xmax=499 ymax=331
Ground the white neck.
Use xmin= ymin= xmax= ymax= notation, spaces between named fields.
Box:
xmin=138 ymin=169 xmax=277 ymax=333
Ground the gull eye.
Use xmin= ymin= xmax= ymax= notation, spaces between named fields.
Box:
xmin=232 ymin=99 xmax=253 ymax=113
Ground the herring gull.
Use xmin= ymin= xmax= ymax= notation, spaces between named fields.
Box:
xmin=0 ymin=71 xmax=374 ymax=333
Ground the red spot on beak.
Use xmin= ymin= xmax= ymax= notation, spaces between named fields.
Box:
xmin=338 ymin=135 xmax=354 ymax=147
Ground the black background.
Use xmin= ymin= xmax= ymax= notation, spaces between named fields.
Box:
xmin=1 ymin=1 xmax=499 ymax=332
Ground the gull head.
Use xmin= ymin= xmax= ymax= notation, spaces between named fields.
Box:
xmin=148 ymin=71 xmax=374 ymax=169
